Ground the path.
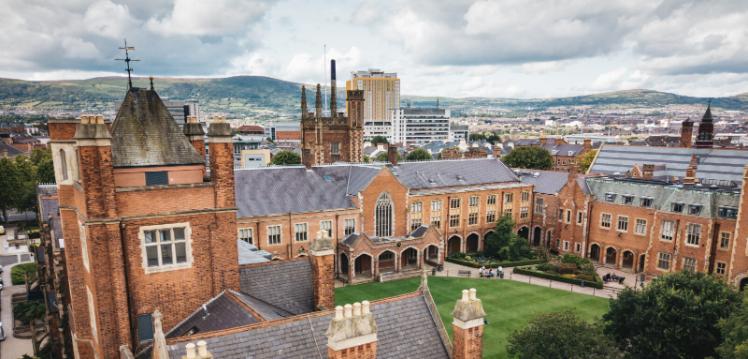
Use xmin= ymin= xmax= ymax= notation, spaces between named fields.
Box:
xmin=1 ymin=262 xmax=34 ymax=358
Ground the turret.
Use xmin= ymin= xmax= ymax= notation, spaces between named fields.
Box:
xmin=680 ymin=118 xmax=693 ymax=148
xmin=315 ymin=84 xmax=322 ymax=119
xmin=301 ymin=85 xmax=308 ymax=119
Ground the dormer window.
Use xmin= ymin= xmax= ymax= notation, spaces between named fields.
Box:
xmin=671 ymin=203 xmax=684 ymax=213
xmin=605 ymin=193 xmax=617 ymax=202
xmin=688 ymin=205 xmax=702 ymax=215
xmin=640 ymin=197 xmax=653 ymax=207
xmin=622 ymin=195 xmax=634 ymax=205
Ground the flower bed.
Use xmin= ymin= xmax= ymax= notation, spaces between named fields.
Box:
xmin=513 ymin=254 xmax=603 ymax=289
xmin=446 ymin=253 xmax=544 ymax=269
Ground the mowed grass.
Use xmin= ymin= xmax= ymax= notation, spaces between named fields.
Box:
xmin=335 ymin=276 xmax=609 ymax=358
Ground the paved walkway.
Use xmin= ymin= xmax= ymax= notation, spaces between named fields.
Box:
xmin=1 ymin=262 xmax=34 ymax=358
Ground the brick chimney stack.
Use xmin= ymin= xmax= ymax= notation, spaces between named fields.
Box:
xmin=554 ymin=137 xmax=565 ymax=146
xmin=326 ymin=301 xmax=378 ymax=358
xmin=310 ymin=229 xmax=335 ymax=310
xmin=387 ymin=145 xmax=398 ymax=166
xmin=183 ymin=115 xmax=206 ymax=160
xmin=74 ymin=114 xmax=116 ymax=218
xmin=583 ymin=138 xmax=592 ymax=152
xmin=684 ymin=155 xmax=699 ymax=185
xmin=642 ymin=164 xmax=655 ymax=180
xmin=452 ymin=288 xmax=486 ymax=359
xmin=207 ymin=116 xmax=235 ymax=209
xmin=680 ymin=119 xmax=694 ymax=148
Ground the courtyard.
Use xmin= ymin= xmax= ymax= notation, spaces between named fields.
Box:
xmin=335 ymin=276 xmax=609 ymax=358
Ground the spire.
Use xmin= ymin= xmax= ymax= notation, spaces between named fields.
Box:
xmin=694 ymin=101 xmax=714 ymax=149
xmin=301 ymin=85 xmax=308 ymax=119
xmin=315 ymin=83 xmax=322 ymax=118
xmin=149 ymin=76 xmax=154 ymax=91
xmin=702 ymin=100 xmax=713 ymax=123
xmin=330 ymin=59 xmax=337 ymax=118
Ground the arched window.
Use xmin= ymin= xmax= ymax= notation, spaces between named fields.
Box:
xmin=375 ymin=193 xmax=393 ymax=237
xmin=59 ymin=149 xmax=68 ymax=181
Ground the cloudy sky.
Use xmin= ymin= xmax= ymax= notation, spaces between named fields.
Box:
xmin=2 ymin=0 xmax=748 ymax=98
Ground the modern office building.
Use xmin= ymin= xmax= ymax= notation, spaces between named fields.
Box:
xmin=163 ymin=100 xmax=200 ymax=126
xmin=345 ymin=69 xmax=400 ymax=139
xmin=392 ymin=107 xmax=451 ymax=146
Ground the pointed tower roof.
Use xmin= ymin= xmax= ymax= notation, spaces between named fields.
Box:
xmin=701 ymin=102 xmax=713 ymax=123
xmin=111 ymin=88 xmax=204 ymax=168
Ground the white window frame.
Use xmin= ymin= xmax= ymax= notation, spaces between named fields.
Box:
xmin=238 ymin=227 xmax=254 ymax=244
xmin=267 ymin=225 xmax=282 ymax=245
xmin=563 ymin=241 xmax=569 ymax=251
xmin=576 ymin=211 xmax=583 ymax=225
xmin=685 ymin=223 xmax=701 ymax=247
xmin=520 ymin=207 xmax=529 ymax=219
xmin=469 ymin=195 xmax=479 ymax=207
xmin=719 ymin=232 xmax=730 ymax=250
xmin=410 ymin=201 xmax=422 ymax=213
xmin=634 ymin=218 xmax=647 ymax=236
xmin=716 ymin=261 xmax=726 ymax=275
xmin=450 ymin=198 xmax=461 ymax=209
xmin=487 ymin=195 xmax=497 ymax=206
xmin=139 ymin=222 xmax=192 ymax=274
xmin=486 ymin=210 xmax=496 ymax=224
xmin=600 ymin=213 xmax=612 ymax=229
xmin=682 ymin=257 xmax=696 ymax=272
xmin=320 ymin=220 xmax=333 ymax=237
xmin=657 ymin=252 xmax=671 ymax=271
xmin=431 ymin=200 xmax=442 ymax=212
xmin=449 ymin=214 xmax=460 ymax=228
xmin=504 ymin=193 xmax=513 ymax=204
xmin=295 ymin=223 xmax=308 ymax=242
xmin=617 ymin=215 xmax=629 ymax=233
xmin=344 ymin=218 xmax=355 ymax=236
xmin=468 ymin=212 xmax=479 ymax=225
xmin=521 ymin=191 xmax=530 ymax=202
xmin=661 ymin=220 xmax=674 ymax=241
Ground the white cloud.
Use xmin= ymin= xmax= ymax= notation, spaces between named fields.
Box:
xmin=146 ymin=0 xmax=270 ymax=37
xmin=83 ymin=0 xmax=139 ymax=39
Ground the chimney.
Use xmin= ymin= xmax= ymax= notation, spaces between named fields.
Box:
xmin=554 ymin=137 xmax=565 ymax=146
xmin=452 ymin=288 xmax=486 ymax=359
xmin=315 ymin=84 xmax=322 ymax=118
xmin=74 ymin=114 xmax=116 ymax=218
xmin=330 ymin=60 xmax=337 ymax=118
xmin=151 ymin=310 xmax=169 ymax=359
xmin=180 ymin=341 xmax=213 ymax=359
xmin=326 ymin=301 xmax=378 ymax=358
xmin=301 ymin=85 xmax=308 ymax=119
xmin=684 ymin=155 xmax=698 ymax=185
xmin=492 ymin=145 xmax=502 ymax=159
xmin=642 ymin=164 xmax=655 ymax=180
xmin=207 ymin=116 xmax=235 ymax=209
xmin=183 ymin=115 xmax=206 ymax=161
xmin=583 ymin=138 xmax=592 ymax=152
xmin=539 ymin=136 xmax=547 ymax=146
xmin=310 ymin=229 xmax=335 ymax=310
xmin=680 ymin=119 xmax=694 ymax=148
xmin=387 ymin=145 xmax=398 ymax=165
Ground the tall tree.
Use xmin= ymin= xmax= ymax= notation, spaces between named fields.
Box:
xmin=370 ymin=135 xmax=388 ymax=146
xmin=503 ymin=147 xmax=553 ymax=169
xmin=405 ymin=148 xmax=432 ymax=161
xmin=717 ymin=293 xmax=748 ymax=359
xmin=604 ymin=271 xmax=742 ymax=359
xmin=484 ymin=215 xmax=531 ymax=260
xmin=31 ymin=148 xmax=55 ymax=184
xmin=271 ymin=150 xmax=301 ymax=165
xmin=13 ymin=156 xmax=38 ymax=213
xmin=578 ymin=149 xmax=598 ymax=173
xmin=0 ymin=157 xmax=17 ymax=222
xmin=508 ymin=311 xmax=622 ymax=359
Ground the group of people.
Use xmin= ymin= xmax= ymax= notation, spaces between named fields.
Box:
xmin=479 ymin=265 xmax=504 ymax=279
xmin=603 ymin=272 xmax=625 ymax=284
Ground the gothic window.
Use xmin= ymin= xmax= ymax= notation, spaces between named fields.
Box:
xmin=375 ymin=193 xmax=393 ymax=237
xmin=59 ymin=148 xmax=68 ymax=181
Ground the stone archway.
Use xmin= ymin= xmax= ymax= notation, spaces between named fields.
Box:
xmin=517 ymin=226 xmax=529 ymax=240
xmin=622 ymin=251 xmax=634 ymax=270
xmin=590 ymin=244 xmax=601 ymax=261
xmin=424 ymin=245 xmax=439 ymax=265
xmin=339 ymin=253 xmax=349 ymax=278
xmin=605 ymin=247 xmax=617 ymax=266
xmin=532 ymin=227 xmax=542 ymax=246
xmin=401 ymin=247 xmax=418 ymax=270
xmin=466 ymin=233 xmax=480 ymax=253
xmin=447 ymin=235 xmax=462 ymax=257
xmin=740 ymin=277 xmax=748 ymax=291
xmin=378 ymin=251 xmax=396 ymax=273
xmin=355 ymin=254 xmax=372 ymax=278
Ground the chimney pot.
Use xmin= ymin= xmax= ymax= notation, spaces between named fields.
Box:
xmin=197 ymin=341 xmax=209 ymax=357
xmin=344 ymin=304 xmax=353 ymax=318
xmin=362 ymin=301 xmax=370 ymax=315
xmin=335 ymin=306 xmax=344 ymax=320
xmin=461 ymin=289 xmax=469 ymax=302
xmin=353 ymin=302 xmax=362 ymax=317
xmin=469 ymin=288 xmax=477 ymax=301
xmin=185 ymin=343 xmax=197 ymax=359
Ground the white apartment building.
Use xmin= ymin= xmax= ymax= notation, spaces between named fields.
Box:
xmin=346 ymin=69 xmax=400 ymax=139
xmin=392 ymin=107 xmax=451 ymax=146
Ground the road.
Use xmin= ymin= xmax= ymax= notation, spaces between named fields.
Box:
xmin=1 ymin=262 xmax=34 ymax=358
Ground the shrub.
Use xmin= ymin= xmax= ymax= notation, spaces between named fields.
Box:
xmin=514 ymin=265 xmax=603 ymax=289
xmin=11 ymin=263 xmax=37 ymax=285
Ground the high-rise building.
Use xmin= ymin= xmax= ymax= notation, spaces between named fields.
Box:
xmin=392 ymin=107 xmax=451 ymax=146
xmin=162 ymin=100 xmax=200 ymax=127
xmin=345 ymin=69 xmax=400 ymax=139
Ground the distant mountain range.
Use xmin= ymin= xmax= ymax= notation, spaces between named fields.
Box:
xmin=0 ymin=76 xmax=746 ymax=120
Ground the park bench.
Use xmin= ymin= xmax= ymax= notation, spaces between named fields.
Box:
xmin=457 ymin=270 xmax=472 ymax=277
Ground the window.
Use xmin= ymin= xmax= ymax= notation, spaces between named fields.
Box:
xmin=671 ymin=203 xmax=684 ymax=213
xmin=657 ymin=252 xmax=671 ymax=270
xmin=80 ymin=222 xmax=90 ymax=272
xmin=635 ymin=219 xmax=647 ymax=235
xmin=410 ymin=201 xmax=422 ymax=213
xmin=375 ymin=193 xmax=393 ymax=237
xmin=576 ymin=211 xmax=583 ymax=225
xmin=320 ymin=220 xmax=333 ymax=237
xmin=142 ymin=224 xmax=190 ymax=271
xmin=344 ymin=219 xmax=355 ymax=236
xmin=267 ymin=225 xmax=281 ymax=245
xmin=716 ymin=262 xmax=726 ymax=275
xmin=534 ymin=198 xmax=544 ymax=214
xmin=449 ymin=214 xmax=460 ymax=227
xmin=145 ymin=171 xmax=169 ymax=186
xmin=565 ymin=209 xmax=571 ymax=223
xmin=504 ymin=193 xmax=513 ymax=204
xmin=431 ymin=200 xmax=442 ymax=212
xmin=682 ymin=257 xmax=696 ymax=272
xmin=575 ymin=243 xmax=581 ymax=252
xmin=295 ymin=223 xmax=308 ymax=242
xmin=431 ymin=215 xmax=441 ymax=228
xmin=640 ymin=197 xmax=653 ymax=207
xmin=720 ymin=232 xmax=730 ymax=250
xmin=617 ymin=216 xmax=629 ymax=232
xmin=450 ymin=198 xmax=461 ymax=209
xmin=469 ymin=196 xmax=479 ymax=207
xmin=661 ymin=221 xmax=674 ymax=241
xmin=59 ymin=149 xmax=68 ymax=181
xmin=468 ymin=212 xmax=478 ymax=225
xmin=486 ymin=210 xmax=496 ymax=224
xmin=688 ymin=205 xmax=702 ymax=215
xmin=520 ymin=207 xmax=529 ymax=219
xmin=600 ymin=213 xmax=611 ymax=228
xmin=623 ymin=195 xmax=634 ymax=205
xmin=563 ymin=241 xmax=569 ymax=251
xmin=136 ymin=314 xmax=153 ymax=342
xmin=504 ymin=208 xmax=513 ymax=217
xmin=521 ymin=191 xmax=530 ymax=202
xmin=686 ymin=223 xmax=701 ymax=246
xmin=487 ymin=195 xmax=497 ymax=205
xmin=411 ymin=218 xmax=422 ymax=231
xmin=605 ymin=193 xmax=617 ymax=202
xmin=331 ymin=142 xmax=340 ymax=155
xmin=238 ymin=228 xmax=253 ymax=244
xmin=558 ymin=209 xmax=563 ymax=221
xmin=718 ymin=207 xmax=738 ymax=219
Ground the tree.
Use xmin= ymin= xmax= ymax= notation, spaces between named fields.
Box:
xmin=469 ymin=133 xmax=486 ymax=142
xmin=13 ymin=156 xmax=38 ymax=213
xmin=370 ymin=135 xmax=388 ymax=146
xmin=271 ymin=150 xmax=301 ymax=165
xmin=717 ymin=293 xmax=748 ymax=359
xmin=603 ymin=271 xmax=742 ymax=359
xmin=405 ymin=148 xmax=432 ymax=161
xmin=30 ymin=148 xmax=54 ymax=184
xmin=578 ymin=149 xmax=598 ymax=173
xmin=0 ymin=157 xmax=16 ymax=222
xmin=508 ymin=311 xmax=622 ymax=359
xmin=484 ymin=215 xmax=532 ymax=261
xmin=502 ymin=147 xmax=553 ymax=169
xmin=375 ymin=151 xmax=401 ymax=162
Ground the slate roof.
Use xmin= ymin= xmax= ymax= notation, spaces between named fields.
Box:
xmin=516 ymin=169 xmax=569 ymax=194
xmin=237 ymin=240 xmax=271 ymax=265
xmin=110 ymin=88 xmax=204 ymax=168
xmin=167 ymin=291 xmax=260 ymax=338
xmin=0 ymin=141 xmax=23 ymax=157
xmin=165 ymin=292 xmax=451 ymax=359
xmin=589 ymin=144 xmax=748 ymax=184
xmin=239 ymin=259 xmax=315 ymax=315
xmin=37 ymin=185 xmax=62 ymax=244
xmin=542 ymin=143 xmax=585 ymax=156
xmin=392 ymin=158 xmax=518 ymax=189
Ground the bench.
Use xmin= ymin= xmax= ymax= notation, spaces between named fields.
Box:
xmin=457 ymin=270 xmax=472 ymax=277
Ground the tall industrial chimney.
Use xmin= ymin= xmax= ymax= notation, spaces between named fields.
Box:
xmin=330 ymin=59 xmax=337 ymax=118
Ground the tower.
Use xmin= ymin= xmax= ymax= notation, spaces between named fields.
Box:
xmin=694 ymin=103 xmax=714 ymax=149
xmin=680 ymin=118 xmax=694 ymax=148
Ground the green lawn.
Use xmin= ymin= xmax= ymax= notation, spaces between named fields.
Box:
xmin=335 ymin=276 xmax=609 ymax=359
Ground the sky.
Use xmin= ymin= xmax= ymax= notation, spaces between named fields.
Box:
xmin=2 ymin=0 xmax=748 ymax=99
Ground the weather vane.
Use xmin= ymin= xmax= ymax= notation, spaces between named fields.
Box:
xmin=115 ymin=39 xmax=140 ymax=89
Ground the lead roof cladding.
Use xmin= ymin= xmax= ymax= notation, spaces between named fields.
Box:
xmin=110 ymin=88 xmax=204 ymax=168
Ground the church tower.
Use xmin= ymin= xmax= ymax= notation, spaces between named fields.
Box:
xmin=694 ymin=103 xmax=714 ymax=149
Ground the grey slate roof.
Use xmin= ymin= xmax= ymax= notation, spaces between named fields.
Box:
xmin=392 ymin=158 xmax=518 ymax=189
xmin=543 ymin=143 xmax=585 ymax=156
xmin=239 ymin=259 xmax=315 ymax=315
xmin=166 ymin=293 xmax=451 ymax=359
xmin=0 ymin=141 xmax=23 ymax=157
xmin=237 ymin=240 xmax=271 ymax=265
xmin=167 ymin=291 xmax=259 ymax=338
xmin=37 ymin=185 xmax=63 ymax=244
xmin=111 ymin=88 xmax=204 ymax=168
xmin=516 ymin=169 xmax=568 ymax=194
xmin=590 ymin=144 xmax=748 ymax=184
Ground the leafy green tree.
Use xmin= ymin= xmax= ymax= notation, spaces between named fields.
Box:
xmin=370 ymin=135 xmax=388 ymax=146
xmin=375 ymin=151 xmax=401 ymax=162
xmin=0 ymin=157 xmax=16 ymax=222
xmin=271 ymin=150 xmax=301 ymax=165
xmin=13 ymin=300 xmax=45 ymax=324
xmin=405 ymin=148 xmax=432 ymax=161
xmin=502 ymin=147 xmax=553 ymax=169
xmin=469 ymin=133 xmax=486 ymax=142
xmin=578 ymin=149 xmax=598 ymax=173
xmin=508 ymin=311 xmax=622 ymax=359
xmin=30 ymin=148 xmax=54 ymax=184
xmin=13 ymin=156 xmax=38 ymax=213
xmin=718 ymin=293 xmax=748 ymax=359
xmin=604 ymin=271 xmax=742 ymax=359
xmin=485 ymin=215 xmax=532 ymax=260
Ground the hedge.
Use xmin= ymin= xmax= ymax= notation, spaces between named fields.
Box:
xmin=11 ymin=263 xmax=37 ymax=285
xmin=446 ymin=257 xmax=545 ymax=269
xmin=513 ymin=265 xmax=604 ymax=289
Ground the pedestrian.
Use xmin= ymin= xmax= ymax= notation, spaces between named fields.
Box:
xmin=479 ymin=266 xmax=485 ymax=277
xmin=498 ymin=265 xmax=504 ymax=278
